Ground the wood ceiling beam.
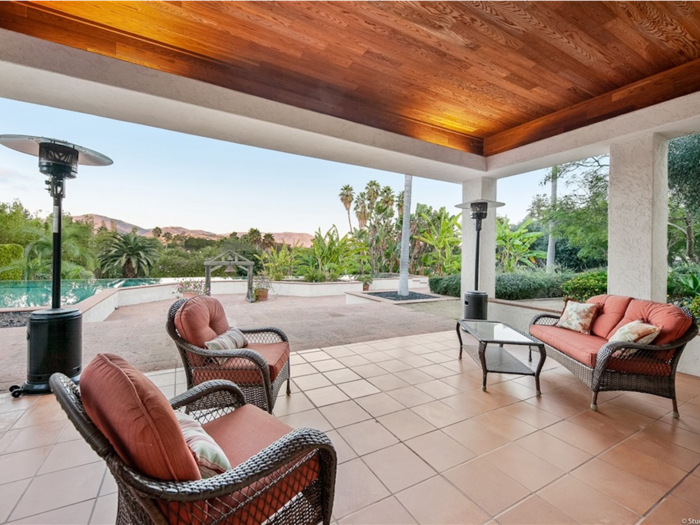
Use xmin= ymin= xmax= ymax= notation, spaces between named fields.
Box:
xmin=484 ymin=57 xmax=700 ymax=156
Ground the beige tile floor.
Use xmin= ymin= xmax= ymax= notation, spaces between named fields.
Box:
xmin=1 ymin=330 xmax=700 ymax=524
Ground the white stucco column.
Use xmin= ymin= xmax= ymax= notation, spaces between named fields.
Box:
xmin=608 ymin=133 xmax=668 ymax=301
xmin=461 ymin=178 xmax=498 ymax=298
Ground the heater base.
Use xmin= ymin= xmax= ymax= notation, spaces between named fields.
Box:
xmin=10 ymin=372 xmax=81 ymax=397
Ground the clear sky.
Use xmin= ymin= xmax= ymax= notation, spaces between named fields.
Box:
xmin=0 ymin=97 xmax=550 ymax=235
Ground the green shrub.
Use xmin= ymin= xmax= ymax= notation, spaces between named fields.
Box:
xmin=687 ymin=295 xmax=700 ymax=319
xmin=0 ymin=243 xmax=23 ymax=280
xmin=303 ymin=268 xmax=327 ymax=282
xmin=429 ymin=274 xmax=460 ymax=297
xmin=562 ymin=270 xmax=608 ymax=301
xmin=495 ymin=270 xmax=574 ymax=300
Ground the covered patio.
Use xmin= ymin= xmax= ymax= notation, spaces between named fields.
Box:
xmin=1 ymin=2 xmax=700 ymax=524
xmin=1 ymin=295 xmax=700 ymax=524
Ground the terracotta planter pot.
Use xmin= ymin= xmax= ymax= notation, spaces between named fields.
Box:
xmin=182 ymin=292 xmax=198 ymax=299
xmin=255 ymin=289 xmax=269 ymax=301
xmin=363 ymin=283 xmax=370 ymax=291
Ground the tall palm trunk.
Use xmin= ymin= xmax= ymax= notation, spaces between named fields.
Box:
xmin=546 ymin=166 xmax=558 ymax=273
xmin=398 ymin=175 xmax=412 ymax=296
xmin=346 ymin=208 xmax=353 ymax=233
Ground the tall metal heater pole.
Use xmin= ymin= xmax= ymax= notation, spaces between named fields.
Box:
xmin=50 ymin=177 xmax=64 ymax=309
xmin=473 ymin=216 xmax=482 ymax=290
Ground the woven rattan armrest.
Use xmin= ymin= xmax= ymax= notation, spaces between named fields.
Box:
xmin=530 ymin=313 xmax=561 ymax=326
xmin=169 ymin=380 xmax=246 ymax=423
xmin=121 ymin=427 xmax=336 ymax=501
xmin=240 ymin=327 xmax=288 ymax=344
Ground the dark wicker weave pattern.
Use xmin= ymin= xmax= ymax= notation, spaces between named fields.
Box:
xmin=166 ymin=299 xmax=291 ymax=413
xmin=50 ymin=374 xmax=337 ymax=525
xmin=530 ymin=308 xmax=698 ymax=417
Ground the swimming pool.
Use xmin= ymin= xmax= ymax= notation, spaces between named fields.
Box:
xmin=0 ymin=279 xmax=161 ymax=309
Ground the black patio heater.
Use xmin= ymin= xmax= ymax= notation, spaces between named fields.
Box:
xmin=0 ymin=135 xmax=112 ymax=397
xmin=455 ymin=199 xmax=504 ymax=320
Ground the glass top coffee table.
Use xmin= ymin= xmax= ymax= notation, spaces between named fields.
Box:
xmin=456 ymin=319 xmax=546 ymax=395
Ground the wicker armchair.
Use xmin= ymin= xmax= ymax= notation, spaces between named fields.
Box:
xmin=530 ymin=307 xmax=697 ymax=417
xmin=50 ymin=373 xmax=337 ymax=525
xmin=167 ymin=298 xmax=291 ymax=413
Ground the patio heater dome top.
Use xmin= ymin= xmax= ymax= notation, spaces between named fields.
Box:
xmin=0 ymin=134 xmax=113 ymax=172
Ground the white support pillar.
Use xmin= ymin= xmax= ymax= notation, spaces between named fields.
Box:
xmin=608 ymin=134 xmax=668 ymax=302
xmin=461 ymin=178 xmax=498 ymax=298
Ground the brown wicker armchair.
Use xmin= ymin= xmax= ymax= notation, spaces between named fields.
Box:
xmin=530 ymin=306 xmax=697 ymax=417
xmin=50 ymin=373 xmax=337 ymax=525
xmin=167 ymin=297 xmax=291 ymax=413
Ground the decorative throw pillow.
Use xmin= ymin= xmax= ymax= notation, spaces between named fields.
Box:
xmin=205 ymin=328 xmax=249 ymax=350
xmin=555 ymin=300 xmax=599 ymax=334
xmin=175 ymin=411 xmax=231 ymax=478
xmin=609 ymin=320 xmax=661 ymax=358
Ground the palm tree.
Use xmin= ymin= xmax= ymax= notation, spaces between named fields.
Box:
xmin=262 ymin=232 xmax=276 ymax=250
xmin=366 ymin=180 xmax=380 ymax=212
xmin=339 ymin=185 xmax=354 ymax=232
xmin=244 ymin=228 xmax=262 ymax=249
xmin=152 ymin=226 xmax=162 ymax=239
xmin=99 ymin=232 xmax=159 ymax=278
xmin=398 ymin=176 xmax=412 ymax=296
xmin=354 ymin=192 xmax=368 ymax=229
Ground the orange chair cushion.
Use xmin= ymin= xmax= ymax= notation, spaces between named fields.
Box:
xmin=81 ymin=354 xmax=201 ymax=482
xmin=190 ymin=342 xmax=290 ymax=385
xmin=247 ymin=342 xmax=290 ymax=381
xmin=610 ymin=299 xmax=692 ymax=347
xmin=587 ymin=295 xmax=633 ymax=339
xmin=204 ymin=405 xmax=321 ymax=524
xmin=530 ymin=324 xmax=608 ymax=368
xmin=175 ymin=296 xmax=230 ymax=348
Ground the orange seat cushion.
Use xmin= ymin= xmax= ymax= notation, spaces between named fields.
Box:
xmin=190 ymin=342 xmax=290 ymax=385
xmin=611 ymin=299 xmax=692 ymax=347
xmin=81 ymin=354 xmax=200 ymax=482
xmin=204 ymin=405 xmax=321 ymax=524
xmin=530 ymin=324 xmax=608 ymax=368
xmin=174 ymin=296 xmax=230 ymax=348
xmin=587 ymin=295 xmax=633 ymax=339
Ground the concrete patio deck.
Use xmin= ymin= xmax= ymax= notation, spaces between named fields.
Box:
xmin=1 ymin=294 xmax=699 ymax=524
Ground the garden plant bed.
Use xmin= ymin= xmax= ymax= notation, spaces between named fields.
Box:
xmin=0 ymin=311 xmax=32 ymax=328
xmin=367 ymin=291 xmax=439 ymax=301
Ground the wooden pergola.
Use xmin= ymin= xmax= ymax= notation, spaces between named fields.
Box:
xmin=204 ymin=250 xmax=254 ymax=303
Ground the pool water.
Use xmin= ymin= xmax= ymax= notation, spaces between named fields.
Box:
xmin=0 ymin=279 xmax=161 ymax=309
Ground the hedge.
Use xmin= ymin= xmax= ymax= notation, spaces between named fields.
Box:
xmin=429 ymin=274 xmax=460 ymax=297
xmin=0 ymin=243 xmax=23 ymax=280
xmin=561 ymin=270 xmax=608 ymax=301
xmin=430 ymin=271 xmax=573 ymax=300
xmin=495 ymin=271 xmax=574 ymax=300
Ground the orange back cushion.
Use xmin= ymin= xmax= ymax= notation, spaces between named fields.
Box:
xmin=610 ymin=299 xmax=692 ymax=346
xmin=174 ymin=296 xmax=230 ymax=347
xmin=81 ymin=353 xmax=201 ymax=482
xmin=587 ymin=295 xmax=633 ymax=339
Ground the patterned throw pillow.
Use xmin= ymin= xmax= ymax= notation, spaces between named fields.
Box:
xmin=205 ymin=328 xmax=249 ymax=350
xmin=175 ymin=411 xmax=231 ymax=478
xmin=609 ymin=320 xmax=661 ymax=357
xmin=555 ymin=300 xmax=599 ymax=334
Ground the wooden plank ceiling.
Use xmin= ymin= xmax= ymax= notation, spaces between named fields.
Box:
xmin=2 ymin=1 xmax=700 ymax=156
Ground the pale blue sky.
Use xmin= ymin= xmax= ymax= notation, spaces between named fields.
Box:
xmin=0 ymin=98 xmax=549 ymax=235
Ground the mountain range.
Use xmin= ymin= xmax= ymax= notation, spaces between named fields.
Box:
xmin=73 ymin=214 xmax=314 ymax=247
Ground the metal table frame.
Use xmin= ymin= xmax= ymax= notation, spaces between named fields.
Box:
xmin=456 ymin=319 xmax=546 ymax=395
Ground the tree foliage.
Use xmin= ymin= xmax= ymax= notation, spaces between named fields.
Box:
xmin=99 ymin=232 xmax=160 ymax=278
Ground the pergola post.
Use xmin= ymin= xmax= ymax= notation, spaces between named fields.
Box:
xmin=461 ymin=178 xmax=498 ymax=300
xmin=608 ymin=133 xmax=668 ymax=302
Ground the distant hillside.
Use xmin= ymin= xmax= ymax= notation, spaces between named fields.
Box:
xmin=73 ymin=214 xmax=313 ymax=247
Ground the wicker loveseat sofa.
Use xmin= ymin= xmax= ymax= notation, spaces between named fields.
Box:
xmin=530 ymin=294 xmax=697 ymax=417
xmin=51 ymin=353 xmax=336 ymax=525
